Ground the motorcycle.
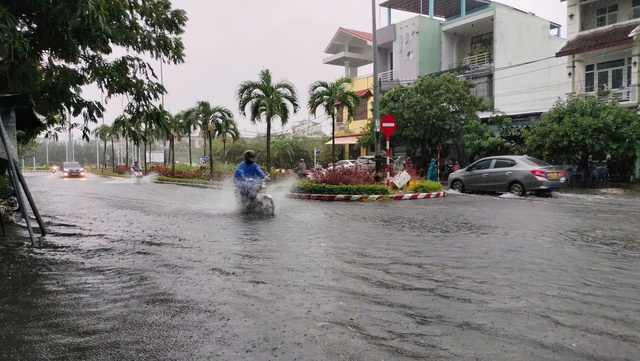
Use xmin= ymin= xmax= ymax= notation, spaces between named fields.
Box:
xmin=51 ymin=165 xmax=58 ymax=173
xmin=442 ymin=163 xmax=454 ymax=179
xmin=234 ymin=177 xmax=274 ymax=216
xmin=132 ymin=168 xmax=143 ymax=183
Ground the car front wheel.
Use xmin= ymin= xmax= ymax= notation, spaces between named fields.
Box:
xmin=451 ymin=180 xmax=465 ymax=193
xmin=508 ymin=182 xmax=525 ymax=196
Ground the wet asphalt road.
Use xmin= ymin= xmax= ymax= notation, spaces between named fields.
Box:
xmin=1 ymin=172 xmax=639 ymax=360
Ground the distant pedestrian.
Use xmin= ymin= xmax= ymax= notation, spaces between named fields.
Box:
xmin=452 ymin=161 xmax=461 ymax=172
xmin=426 ymin=157 xmax=438 ymax=182
xmin=296 ymin=159 xmax=307 ymax=179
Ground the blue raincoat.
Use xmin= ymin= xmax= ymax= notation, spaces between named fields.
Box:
xmin=426 ymin=158 xmax=438 ymax=182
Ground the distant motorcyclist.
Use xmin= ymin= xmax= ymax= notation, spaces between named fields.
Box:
xmin=296 ymin=159 xmax=307 ymax=179
xmin=131 ymin=161 xmax=143 ymax=174
xmin=234 ymin=150 xmax=267 ymax=196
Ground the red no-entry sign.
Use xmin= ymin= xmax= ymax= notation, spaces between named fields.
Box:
xmin=381 ymin=114 xmax=396 ymax=137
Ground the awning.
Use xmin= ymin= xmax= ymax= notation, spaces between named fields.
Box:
xmin=325 ymin=136 xmax=359 ymax=145
xmin=556 ymin=21 xmax=640 ymax=57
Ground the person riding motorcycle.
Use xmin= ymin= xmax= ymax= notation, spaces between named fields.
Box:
xmin=131 ymin=161 xmax=143 ymax=174
xmin=234 ymin=150 xmax=267 ymax=197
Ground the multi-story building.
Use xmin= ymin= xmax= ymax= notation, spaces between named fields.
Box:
xmin=377 ymin=0 xmax=568 ymax=119
xmin=557 ymin=0 xmax=640 ymax=107
xmin=322 ymin=27 xmax=375 ymax=160
xmin=322 ymin=1 xmax=570 ymax=159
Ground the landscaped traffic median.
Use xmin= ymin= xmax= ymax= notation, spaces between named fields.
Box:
xmin=290 ymin=175 xmax=447 ymax=201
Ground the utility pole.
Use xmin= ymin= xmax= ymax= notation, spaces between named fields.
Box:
xmin=372 ymin=0 xmax=382 ymax=180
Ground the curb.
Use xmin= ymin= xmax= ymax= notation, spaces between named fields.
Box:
xmin=289 ymin=191 xmax=447 ymax=201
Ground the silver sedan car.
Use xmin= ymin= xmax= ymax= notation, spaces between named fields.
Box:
xmin=447 ymin=155 xmax=566 ymax=196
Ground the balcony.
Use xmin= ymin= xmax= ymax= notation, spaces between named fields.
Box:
xmin=463 ymin=52 xmax=491 ymax=67
xmin=378 ymin=69 xmax=401 ymax=92
xmin=577 ymin=88 xmax=631 ymax=103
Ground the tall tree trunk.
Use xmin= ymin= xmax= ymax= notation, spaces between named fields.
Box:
xmin=266 ymin=119 xmax=271 ymax=173
xmin=171 ymin=136 xmax=176 ymax=177
xmin=203 ymin=135 xmax=207 ymax=157
xmin=102 ymin=139 xmax=107 ymax=173
xmin=223 ymin=138 xmax=227 ymax=163
xmin=111 ymin=139 xmax=115 ymax=172
xmin=331 ymin=115 xmax=336 ymax=167
xmin=188 ymin=130 xmax=192 ymax=166
xmin=208 ymin=132 xmax=214 ymax=180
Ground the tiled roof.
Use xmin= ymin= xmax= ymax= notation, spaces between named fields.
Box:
xmin=339 ymin=27 xmax=372 ymax=42
xmin=354 ymin=89 xmax=372 ymax=97
xmin=556 ymin=21 xmax=640 ymax=57
xmin=335 ymin=89 xmax=372 ymax=105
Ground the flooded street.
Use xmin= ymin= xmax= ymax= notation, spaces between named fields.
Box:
xmin=1 ymin=172 xmax=639 ymax=360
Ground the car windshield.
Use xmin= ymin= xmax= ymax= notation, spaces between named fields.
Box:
xmin=62 ymin=162 xmax=82 ymax=168
xmin=521 ymin=157 xmax=551 ymax=167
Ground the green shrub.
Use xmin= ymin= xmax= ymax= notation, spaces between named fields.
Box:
xmin=296 ymin=182 xmax=389 ymax=195
xmin=409 ymin=180 xmax=442 ymax=193
xmin=157 ymin=176 xmax=216 ymax=185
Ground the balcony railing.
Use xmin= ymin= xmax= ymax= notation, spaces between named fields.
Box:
xmin=379 ymin=69 xmax=395 ymax=82
xmin=449 ymin=52 xmax=493 ymax=69
xmin=578 ymin=88 xmax=631 ymax=103
xmin=463 ymin=52 xmax=492 ymax=67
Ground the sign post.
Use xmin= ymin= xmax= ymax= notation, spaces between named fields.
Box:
xmin=314 ymin=147 xmax=320 ymax=170
xmin=380 ymin=114 xmax=397 ymax=187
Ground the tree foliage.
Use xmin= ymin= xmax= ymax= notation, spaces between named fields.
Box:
xmin=462 ymin=114 xmax=522 ymax=162
xmin=190 ymin=101 xmax=235 ymax=179
xmin=0 ymin=0 xmax=187 ymax=141
xmin=379 ymin=73 xmax=485 ymax=157
xmin=236 ymin=69 xmax=299 ymax=173
xmin=358 ymin=73 xmax=486 ymax=170
xmin=308 ymin=77 xmax=360 ymax=166
xmin=524 ymin=97 xmax=640 ymax=172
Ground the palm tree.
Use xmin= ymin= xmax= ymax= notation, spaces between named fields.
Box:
xmin=217 ymin=115 xmax=240 ymax=162
xmin=271 ymin=135 xmax=294 ymax=169
xmin=165 ymin=111 xmax=183 ymax=177
xmin=236 ymin=69 xmax=299 ymax=172
xmin=113 ymin=113 xmax=141 ymax=170
xmin=179 ymin=108 xmax=199 ymax=166
xmin=94 ymin=124 xmax=112 ymax=173
xmin=308 ymin=77 xmax=360 ymax=166
xmin=191 ymin=101 xmax=235 ymax=179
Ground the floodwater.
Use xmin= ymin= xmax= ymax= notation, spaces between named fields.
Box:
xmin=1 ymin=173 xmax=639 ymax=360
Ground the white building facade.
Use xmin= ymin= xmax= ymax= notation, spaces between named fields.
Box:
xmin=558 ymin=0 xmax=640 ymax=107
xmin=377 ymin=0 xmax=570 ymax=119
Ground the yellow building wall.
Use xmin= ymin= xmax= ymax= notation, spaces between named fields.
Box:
xmin=335 ymin=75 xmax=374 ymax=158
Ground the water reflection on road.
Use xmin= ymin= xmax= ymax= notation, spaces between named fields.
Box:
xmin=1 ymin=173 xmax=638 ymax=360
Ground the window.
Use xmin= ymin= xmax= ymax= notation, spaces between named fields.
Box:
xmin=634 ymin=0 xmax=640 ymax=19
xmin=493 ymin=159 xmax=516 ymax=169
xmin=585 ymin=58 xmax=630 ymax=92
xmin=585 ymin=64 xmax=595 ymax=92
xmin=335 ymin=105 xmax=344 ymax=124
xmin=469 ymin=159 xmax=492 ymax=171
xmin=355 ymin=96 xmax=369 ymax=120
xmin=470 ymin=32 xmax=493 ymax=50
xmin=596 ymin=4 xmax=617 ymax=27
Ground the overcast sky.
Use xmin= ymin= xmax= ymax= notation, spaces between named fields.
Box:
xmin=87 ymin=0 xmax=566 ymax=137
